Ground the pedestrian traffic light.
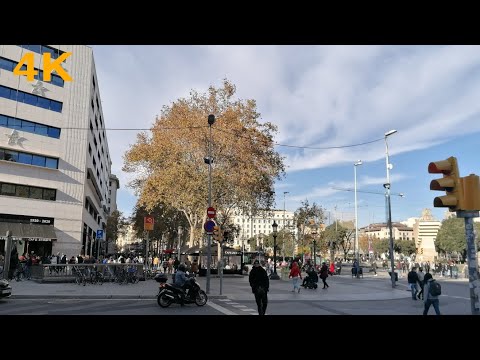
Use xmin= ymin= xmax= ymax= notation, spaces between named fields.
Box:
xmin=420 ymin=248 xmax=424 ymax=255
xmin=428 ymin=156 xmax=464 ymax=211
xmin=213 ymin=226 xmax=222 ymax=242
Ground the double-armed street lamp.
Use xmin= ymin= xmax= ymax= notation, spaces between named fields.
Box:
xmin=270 ymin=221 xmax=280 ymax=280
xmin=354 ymin=160 xmax=363 ymax=278
xmin=384 ymin=129 xmax=398 ymax=288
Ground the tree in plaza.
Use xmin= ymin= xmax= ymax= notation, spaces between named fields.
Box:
xmin=435 ymin=217 xmax=480 ymax=261
xmin=336 ymin=222 xmax=355 ymax=260
xmin=293 ymin=200 xmax=326 ymax=257
xmin=396 ymin=239 xmax=416 ymax=257
xmin=123 ymin=80 xmax=285 ymax=247
xmin=263 ymin=228 xmax=296 ymax=258
xmin=374 ymin=238 xmax=390 ymax=256
xmin=358 ymin=233 xmax=370 ymax=256
xmin=105 ymin=210 xmax=128 ymax=254
xmin=131 ymin=203 xmax=189 ymax=251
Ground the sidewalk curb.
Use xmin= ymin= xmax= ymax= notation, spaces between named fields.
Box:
xmin=10 ymin=294 xmax=229 ymax=300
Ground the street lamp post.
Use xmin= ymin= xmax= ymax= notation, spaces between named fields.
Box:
xmin=270 ymin=221 xmax=280 ymax=280
xmin=312 ymin=226 xmax=318 ymax=267
xmin=206 ymin=114 xmax=215 ymax=294
xmin=283 ymin=191 xmax=289 ymax=260
xmin=354 ymin=160 xmax=362 ymax=278
xmin=177 ymin=225 xmax=183 ymax=264
xmin=385 ymin=129 xmax=397 ymax=288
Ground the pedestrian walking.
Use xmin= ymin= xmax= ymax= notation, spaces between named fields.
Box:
xmin=289 ymin=261 xmax=302 ymax=293
xmin=320 ymin=262 xmax=329 ymax=289
xmin=423 ymin=273 xmax=441 ymax=315
xmin=407 ymin=267 xmax=419 ymax=300
xmin=416 ymin=267 xmax=425 ymax=300
xmin=249 ymin=259 xmax=269 ymax=315
xmin=371 ymin=260 xmax=377 ymax=276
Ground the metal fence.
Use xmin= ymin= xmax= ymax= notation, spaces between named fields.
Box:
xmin=30 ymin=263 xmax=145 ymax=282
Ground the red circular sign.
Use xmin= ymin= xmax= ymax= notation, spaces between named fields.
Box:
xmin=207 ymin=207 xmax=216 ymax=218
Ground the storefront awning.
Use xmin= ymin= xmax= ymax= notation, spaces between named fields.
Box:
xmin=0 ymin=222 xmax=57 ymax=241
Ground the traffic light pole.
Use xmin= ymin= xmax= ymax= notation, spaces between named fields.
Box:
xmin=457 ymin=210 xmax=480 ymax=315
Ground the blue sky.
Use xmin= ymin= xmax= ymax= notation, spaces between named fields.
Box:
xmin=92 ymin=45 xmax=480 ymax=227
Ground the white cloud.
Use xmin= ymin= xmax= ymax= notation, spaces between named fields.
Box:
xmin=92 ymin=45 xmax=480 ymax=215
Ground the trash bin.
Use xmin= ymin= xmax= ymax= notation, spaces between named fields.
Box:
xmin=388 ymin=271 xmax=398 ymax=282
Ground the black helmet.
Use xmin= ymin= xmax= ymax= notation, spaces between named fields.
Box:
xmin=178 ymin=264 xmax=186 ymax=272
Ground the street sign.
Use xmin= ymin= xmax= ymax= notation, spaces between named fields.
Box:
xmin=207 ymin=207 xmax=216 ymax=218
xmin=204 ymin=220 xmax=216 ymax=233
xmin=144 ymin=216 xmax=154 ymax=231
xmin=96 ymin=229 xmax=103 ymax=239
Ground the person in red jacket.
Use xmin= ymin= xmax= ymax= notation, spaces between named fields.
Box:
xmin=329 ymin=262 xmax=335 ymax=275
xmin=289 ymin=261 xmax=302 ymax=293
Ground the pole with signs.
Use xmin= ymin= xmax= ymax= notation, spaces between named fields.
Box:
xmin=144 ymin=216 xmax=154 ymax=271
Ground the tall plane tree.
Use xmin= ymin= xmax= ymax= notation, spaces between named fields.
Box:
xmin=123 ymin=80 xmax=285 ymax=247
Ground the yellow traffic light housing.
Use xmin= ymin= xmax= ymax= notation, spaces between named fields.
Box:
xmin=461 ymin=174 xmax=480 ymax=211
xmin=213 ymin=226 xmax=222 ymax=242
xmin=428 ymin=156 xmax=464 ymax=211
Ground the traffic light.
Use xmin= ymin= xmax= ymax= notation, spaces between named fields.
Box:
xmin=213 ymin=226 xmax=222 ymax=242
xmin=420 ymin=248 xmax=424 ymax=255
xmin=461 ymin=174 xmax=480 ymax=211
xmin=428 ymin=156 xmax=464 ymax=211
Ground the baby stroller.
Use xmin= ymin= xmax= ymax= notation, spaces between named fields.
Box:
xmin=301 ymin=269 xmax=318 ymax=289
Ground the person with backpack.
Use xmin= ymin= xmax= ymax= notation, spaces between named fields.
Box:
xmin=423 ymin=272 xmax=441 ymax=315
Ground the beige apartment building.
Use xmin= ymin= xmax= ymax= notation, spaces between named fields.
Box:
xmin=0 ymin=45 xmax=117 ymax=258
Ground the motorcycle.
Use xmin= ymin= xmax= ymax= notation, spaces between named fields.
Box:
xmin=155 ymin=273 xmax=208 ymax=308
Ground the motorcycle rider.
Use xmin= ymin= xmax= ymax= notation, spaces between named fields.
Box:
xmin=174 ymin=263 xmax=192 ymax=306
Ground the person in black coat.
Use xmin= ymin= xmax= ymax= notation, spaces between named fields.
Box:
xmin=249 ymin=259 xmax=270 ymax=315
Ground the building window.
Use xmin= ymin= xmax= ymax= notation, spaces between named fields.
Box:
xmin=0 ymin=181 xmax=56 ymax=201
xmin=18 ymin=45 xmax=65 ymax=60
xmin=0 ymin=85 xmax=62 ymax=112
xmin=0 ymin=147 xmax=58 ymax=169
xmin=0 ymin=57 xmax=64 ymax=87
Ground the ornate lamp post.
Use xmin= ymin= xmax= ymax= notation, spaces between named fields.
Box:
xmin=270 ymin=221 xmax=280 ymax=280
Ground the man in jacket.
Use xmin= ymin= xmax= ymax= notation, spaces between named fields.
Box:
xmin=249 ymin=260 xmax=270 ymax=315
xmin=407 ymin=267 xmax=420 ymax=300
xmin=423 ymin=273 xmax=441 ymax=315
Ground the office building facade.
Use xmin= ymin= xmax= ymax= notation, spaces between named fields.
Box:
xmin=0 ymin=45 xmax=116 ymax=258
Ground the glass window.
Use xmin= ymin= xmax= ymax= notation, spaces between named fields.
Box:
xmin=21 ymin=120 xmax=35 ymax=133
xmin=0 ymin=86 xmax=11 ymax=98
xmin=0 ymin=114 xmax=7 ymax=126
xmin=50 ymin=100 xmax=62 ymax=112
xmin=16 ymin=91 xmax=25 ymax=103
xmin=4 ymin=150 xmax=18 ymax=162
xmin=25 ymin=45 xmax=41 ymax=53
xmin=43 ymin=188 xmax=56 ymax=201
xmin=0 ymin=58 xmax=13 ymax=71
xmin=37 ymin=97 xmax=50 ymax=110
xmin=47 ymin=127 xmax=60 ymax=138
xmin=41 ymin=45 xmax=55 ymax=58
xmin=18 ymin=152 xmax=33 ymax=164
xmin=45 ymin=158 xmax=58 ymax=169
xmin=15 ymin=185 xmax=29 ymax=198
xmin=51 ymin=75 xmax=64 ymax=87
xmin=32 ymin=155 xmax=45 ymax=167
xmin=7 ymin=117 xmax=21 ymax=130
xmin=35 ymin=124 xmax=48 ymax=136
xmin=1 ymin=183 xmax=15 ymax=196
xmin=30 ymin=187 xmax=43 ymax=199
xmin=24 ymin=93 xmax=37 ymax=106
